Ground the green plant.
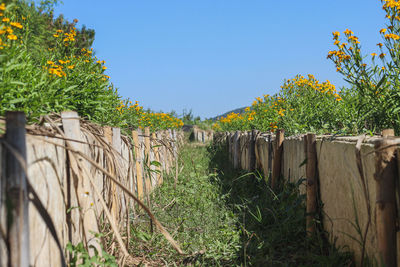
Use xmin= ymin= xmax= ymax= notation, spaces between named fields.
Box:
xmin=0 ymin=1 xmax=183 ymax=131
xmin=66 ymin=242 xmax=117 ymax=267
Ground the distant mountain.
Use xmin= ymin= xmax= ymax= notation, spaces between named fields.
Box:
xmin=213 ymin=106 xmax=248 ymax=121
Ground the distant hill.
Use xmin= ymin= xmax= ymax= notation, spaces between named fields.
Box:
xmin=213 ymin=106 xmax=247 ymax=121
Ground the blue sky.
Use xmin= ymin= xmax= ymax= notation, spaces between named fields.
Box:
xmin=54 ymin=0 xmax=386 ymax=119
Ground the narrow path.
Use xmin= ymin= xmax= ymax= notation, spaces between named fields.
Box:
xmin=129 ymin=140 xmax=354 ymax=266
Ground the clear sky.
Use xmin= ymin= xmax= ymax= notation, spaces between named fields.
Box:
xmin=53 ymin=0 xmax=386 ymax=119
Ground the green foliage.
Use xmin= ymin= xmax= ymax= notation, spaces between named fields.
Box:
xmin=66 ymin=242 xmax=117 ymax=267
xmin=214 ymin=1 xmax=400 ymax=135
xmin=213 ymin=74 xmax=355 ymax=135
xmin=327 ymin=1 xmax=400 ymax=134
xmin=0 ymin=1 xmax=183 ymax=131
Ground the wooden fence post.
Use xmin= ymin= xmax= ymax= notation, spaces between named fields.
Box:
xmin=271 ymin=129 xmax=284 ymax=190
xmin=152 ymin=132 xmax=162 ymax=186
xmin=249 ymin=130 xmax=258 ymax=171
xmin=132 ymin=130 xmax=144 ymax=201
xmin=305 ymin=133 xmax=317 ymax=236
xmin=233 ymin=131 xmax=240 ymax=169
xmin=5 ymin=111 xmax=30 ymax=267
xmin=61 ymin=111 xmax=100 ymax=252
xmin=144 ymin=127 xmax=151 ymax=194
xmin=111 ymin=127 xmax=122 ymax=223
xmin=375 ymin=129 xmax=397 ymax=267
xmin=267 ymin=134 xmax=272 ymax=181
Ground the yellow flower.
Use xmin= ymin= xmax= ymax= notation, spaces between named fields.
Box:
xmin=382 ymin=66 xmax=386 ymax=70
xmin=47 ymin=60 xmax=54 ymax=65
xmin=0 ymin=3 xmax=5 ymax=11
xmin=10 ymin=22 xmax=22 ymax=29
xmin=67 ymin=65 xmax=75 ymax=69
xmin=2 ymin=17 xmax=9 ymax=23
xmin=377 ymin=43 xmax=383 ymax=47
xmin=385 ymin=33 xmax=400 ymax=40
xmin=380 ymin=28 xmax=387 ymax=34
xmin=53 ymin=34 xmax=59 ymax=38
xmin=371 ymin=53 xmax=377 ymax=57
xmin=379 ymin=53 xmax=386 ymax=58
xmin=7 ymin=34 xmax=17 ymax=40
xmin=343 ymin=29 xmax=353 ymax=35
xmin=332 ymin=31 xmax=340 ymax=38
xmin=334 ymin=40 xmax=340 ymax=45
xmin=102 ymin=66 xmax=107 ymax=70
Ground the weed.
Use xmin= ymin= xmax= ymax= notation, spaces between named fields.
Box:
xmin=66 ymin=241 xmax=117 ymax=267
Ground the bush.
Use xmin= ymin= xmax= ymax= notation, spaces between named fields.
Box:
xmin=0 ymin=1 xmax=183 ymax=131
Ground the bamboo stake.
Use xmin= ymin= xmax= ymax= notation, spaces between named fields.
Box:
xmin=271 ymin=129 xmax=284 ymax=190
xmin=5 ymin=111 xmax=30 ymax=267
xmin=374 ymin=130 xmax=397 ymax=267
xmin=305 ymin=133 xmax=317 ymax=236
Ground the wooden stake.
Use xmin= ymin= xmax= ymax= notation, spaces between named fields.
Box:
xmin=144 ymin=127 xmax=151 ymax=194
xmin=267 ymin=134 xmax=272 ymax=182
xmin=152 ymin=133 xmax=162 ymax=186
xmin=5 ymin=111 xmax=30 ymax=267
xmin=305 ymin=133 xmax=317 ymax=236
xmin=374 ymin=131 xmax=397 ymax=267
xmin=132 ymin=130 xmax=143 ymax=201
xmin=271 ymin=129 xmax=284 ymax=190
xmin=382 ymin=129 xmax=395 ymax=137
xmin=61 ymin=111 xmax=100 ymax=252
xmin=249 ymin=130 xmax=258 ymax=171
xmin=111 ymin=127 xmax=121 ymax=223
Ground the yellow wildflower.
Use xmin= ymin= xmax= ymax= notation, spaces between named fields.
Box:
xmin=10 ymin=22 xmax=22 ymax=29
xmin=7 ymin=34 xmax=17 ymax=40
xmin=343 ymin=29 xmax=353 ymax=35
